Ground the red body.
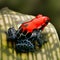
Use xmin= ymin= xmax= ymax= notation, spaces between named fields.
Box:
xmin=20 ymin=14 xmax=50 ymax=33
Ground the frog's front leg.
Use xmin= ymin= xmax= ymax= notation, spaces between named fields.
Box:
xmin=36 ymin=30 xmax=47 ymax=47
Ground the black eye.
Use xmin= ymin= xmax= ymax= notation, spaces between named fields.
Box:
xmin=46 ymin=21 xmax=49 ymax=24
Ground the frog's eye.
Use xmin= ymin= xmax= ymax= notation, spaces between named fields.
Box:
xmin=45 ymin=21 xmax=48 ymax=24
xmin=45 ymin=20 xmax=49 ymax=24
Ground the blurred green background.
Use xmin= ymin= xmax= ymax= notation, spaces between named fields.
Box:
xmin=0 ymin=0 xmax=60 ymax=39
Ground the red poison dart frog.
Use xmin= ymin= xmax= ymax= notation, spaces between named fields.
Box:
xmin=7 ymin=14 xmax=50 ymax=52
xmin=20 ymin=14 xmax=50 ymax=33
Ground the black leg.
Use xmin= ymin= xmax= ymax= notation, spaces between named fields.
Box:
xmin=7 ymin=27 xmax=17 ymax=42
xmin=36 ymin=31 xmax=47 ymax=47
